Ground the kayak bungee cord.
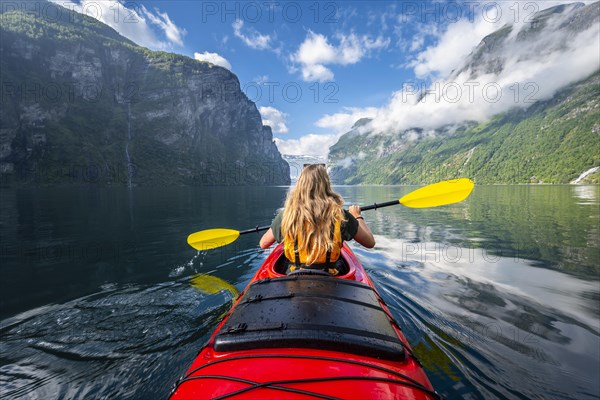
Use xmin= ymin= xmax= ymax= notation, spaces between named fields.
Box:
xmin=172 ymin=354 xmax=442 ymax=400
xmin=180 ymin=375 xmax=444 ymax=400
xmin=179 ymin=375 xmax=341 ymax=400
xmin=177 ymin=353 xmax=435 ymax=391
xmin=220 ymin=376 xmax=442 ymax=400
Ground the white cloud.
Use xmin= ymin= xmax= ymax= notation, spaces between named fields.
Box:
xmin=367 ymin=7 xmax=397 ymax=32
xmin=291 ymin=31 xmax=390 ymax=82
xmin=50 ymin=0 xmax=186 ymax=50
xmin=140 ymin=5 xmax=186 ymax=47
xmin=252 ymin=75 xmax=270 ymax=84
xmin=405 ymin=1 xmax=594 ymax=80
xmin=336 ymin=156 xmax=355 ymax=169
xmin=300 ymin=64 xmax=334 ymax=82
xmin=369 ymin=2 xmax=600 ymax=135
xmin=406 ymin=23 xmax=439 ymax=53
xmin=315 ymin=107 xmax=379 ymax=133
xmin=408 ymin=18 xmax=501 ymax=79
xmin=331 ymin=151 xmax=367 ymax=170
xmin=232 ymin=19 xmax=273 ymax=51
xmin=193 ymin=52 xmax=232 ymax=70
xmin=274 ymin=107 xmax=377 ymax=158
xmin=274 ymin=134 xmax=340 ymax=157
xmin=259 ymin=106 xmax=289 ymax=134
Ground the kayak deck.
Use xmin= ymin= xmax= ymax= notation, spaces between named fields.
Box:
xmin=172 ymin=351 xmax=438 ymax=399
xmin=213 ymin=276 xmax=406 ymax=360
xmin=169 ymin=245 xmax=439 ymax=400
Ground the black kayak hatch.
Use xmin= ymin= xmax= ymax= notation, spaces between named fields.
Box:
xmin=213 ymin=276 xmax=406 ymax=361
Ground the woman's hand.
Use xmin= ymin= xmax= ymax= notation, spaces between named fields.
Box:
xmin=349 ymin=205 xmax=375 ymax=248
xmin=349 ymin=205 xmax=362 ymax=219
xmin=259 ymin=228 xmax=276 ymax=249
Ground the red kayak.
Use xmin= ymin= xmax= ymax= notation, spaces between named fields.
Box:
xmin=169 ymin=244 xmax=439 ymax=399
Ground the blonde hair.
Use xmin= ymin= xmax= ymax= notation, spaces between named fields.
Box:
xmin=281 ymin=164 xmax=345 ymax=264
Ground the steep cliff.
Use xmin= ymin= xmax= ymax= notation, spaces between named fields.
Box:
xmin=0 ymin=2 xmax=290 ymax=185
xmin=328 ymin=2 xmax=599 ymax=185
xmin=329 ymin=72 xmax=599 ymax=184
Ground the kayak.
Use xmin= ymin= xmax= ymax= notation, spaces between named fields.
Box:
xmin=169 ymin=243 xmax=440 ymax=400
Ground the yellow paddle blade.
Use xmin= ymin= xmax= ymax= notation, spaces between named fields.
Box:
xmin=190 ymin=273 xmax=240 ymax=297
xmin=187 ymin=229 xmax=240 ymax=250
xmin=399 ymin=178 xmax=474 ymax=208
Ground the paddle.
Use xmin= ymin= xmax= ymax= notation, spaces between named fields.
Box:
xmin=187 ymin=178 xmax=474 ymax=251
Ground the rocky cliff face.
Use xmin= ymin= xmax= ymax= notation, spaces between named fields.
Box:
xmin=0 ymin=2 xmax=289 ymax=185
xmin=328 ymin=2 xmax=599 ymax=185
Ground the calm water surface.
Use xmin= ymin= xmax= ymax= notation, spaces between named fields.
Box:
xmin=0 ymin=185 xmax=598 ymax=399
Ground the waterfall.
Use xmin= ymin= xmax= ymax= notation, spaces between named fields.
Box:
xmin=570 ymin=166 xmax=599 ymax=184
xmin=125 ymin=102 xmax=133 ymax=188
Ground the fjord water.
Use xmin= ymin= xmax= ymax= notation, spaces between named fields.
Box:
xmin=0 ymin=185 xmax=598 ymax=400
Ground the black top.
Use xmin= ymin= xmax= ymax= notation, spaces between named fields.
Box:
xmin=270 ymin=209 xmax=359 ymax=243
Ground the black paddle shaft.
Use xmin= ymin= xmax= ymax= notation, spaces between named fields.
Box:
xmin=239 ymin=200 xmax=399 ymax=236
xmin=359 ymin=200 xmax=400 ymax=211
xmin=240 ymin=225 xmax=270 ymax=235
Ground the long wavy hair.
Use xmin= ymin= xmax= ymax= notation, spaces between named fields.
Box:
xmin=281 ymin=164 xmax=345 ymax=264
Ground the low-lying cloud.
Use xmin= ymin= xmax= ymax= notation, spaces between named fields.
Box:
xmin=316 ymin=107 xmax=379 ymax=133
xmin=194 ymin=52 xmax=232 ymax=70
xmin=274 ymin=106 xmax=377 ymax=157
xmin=274 ymin=134 xmax=339 ymax=157
xmin=369 ymin=2 xmax=600 ymax=135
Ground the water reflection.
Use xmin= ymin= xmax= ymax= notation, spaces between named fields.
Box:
xmin=572 ymin=185 xmax=599 ymax=204
xmin=332 ymin=185 xmax=599 ymax=399
xmin=336 ymin=185 xmax=600 ymax=279
xmin=189 ymin=273 xmax=240 ymax=297
xmin=352 ymin=232 xmax=599 ymax=400
xmin=1 ymin=184 xmax=598 ymax=400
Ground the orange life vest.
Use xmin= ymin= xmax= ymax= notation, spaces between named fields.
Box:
xmin=283 ymin=219 xmax=342 ymax=266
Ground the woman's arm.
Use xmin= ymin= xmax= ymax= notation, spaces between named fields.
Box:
xmin=348 ymin=205 xmax=375 ymax=248
xmin=259 ymin=228 xmax=276 ymax=249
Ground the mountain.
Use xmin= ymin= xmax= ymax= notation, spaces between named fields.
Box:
xmin=329 ymin=2 xmax=599 ymax=185
xmin=329 ymin=73 xmax=599 ymax=184
xmin=0 ymin=2 xmax=290 ymax=185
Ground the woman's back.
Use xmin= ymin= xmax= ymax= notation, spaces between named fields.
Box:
xmin=260 ymin=164 xmax=375 ymax=273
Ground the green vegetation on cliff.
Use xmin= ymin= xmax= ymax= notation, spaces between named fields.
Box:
xmin=0 ymin=3 xmax=289 ymax=185
xmin=329 ymin=73 xmax=600 ymax=185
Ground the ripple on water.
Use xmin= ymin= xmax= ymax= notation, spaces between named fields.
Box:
xmin=0 ymin=279 xmax=235 ymax=400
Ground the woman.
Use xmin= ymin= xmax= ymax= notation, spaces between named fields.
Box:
xmin=259 ymin=164 xmax=375 ymax=275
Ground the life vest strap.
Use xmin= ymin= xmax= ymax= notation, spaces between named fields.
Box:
xmin=285 ymin=218 xmax=342 ymax=265
xmin=293 ymin=239 xmax=300 ymax=265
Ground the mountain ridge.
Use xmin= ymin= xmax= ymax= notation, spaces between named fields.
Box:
xmin=0 ymin=1 xmax=290 ymax=185
xmin=328 ymin=2 xmax=599 ymax=185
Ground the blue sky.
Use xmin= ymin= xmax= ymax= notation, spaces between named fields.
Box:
xmin=50 ymin=0 xmax=599 ymax=156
